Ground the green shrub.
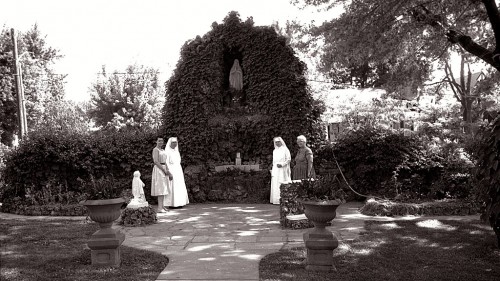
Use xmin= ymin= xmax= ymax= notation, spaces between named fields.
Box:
xmin=79 ymin=175 xmax=123 ymax=200
xmin=0 ymin=128 xmax=159 ymax=210
xmin=427 ymin=152 xmax=475 ymax=200
xmin=315 ymin=126 xmax=474 ymax=201
xmin=292 ymin=175 xmax=347 ymax=202
xmin=316 ymin=127 xmax=429 ymax=197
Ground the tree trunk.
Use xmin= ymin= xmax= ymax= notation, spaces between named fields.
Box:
xmin=462 ymin=98 xmax=474 ymax=133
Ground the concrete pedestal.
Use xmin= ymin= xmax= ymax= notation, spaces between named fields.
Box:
xmin=303 ymin=229 xmax=339 ymax=272
xmin=87 ymin=228 xmax=125 ymax=267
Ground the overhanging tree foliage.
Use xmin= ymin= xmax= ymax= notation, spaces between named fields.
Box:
xmin=162 ymin=11 xmax=324 ymax=166
xmin=292 ymin=0 xmax=500 ymax=91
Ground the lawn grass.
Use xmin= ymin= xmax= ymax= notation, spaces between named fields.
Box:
xmin=0 ymin=218 xmax=168 ymax=281
xmin=260 ymin=219 xmax=500 ymax=281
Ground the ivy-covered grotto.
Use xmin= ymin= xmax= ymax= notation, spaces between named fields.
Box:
xmin=162 ymin=11 xmax=324 ymax=167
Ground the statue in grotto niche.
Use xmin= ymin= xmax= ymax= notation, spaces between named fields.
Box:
xmin=229 ymin=59 xmax=243 ymax=91
xmin=222 ymin=58 xmax=246 ymax=108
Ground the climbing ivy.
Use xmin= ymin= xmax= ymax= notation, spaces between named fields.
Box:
xmin=162 ymin=11 xmax=324 ymax=166
xmin=476 ymin=117 xmax=500 ymax=247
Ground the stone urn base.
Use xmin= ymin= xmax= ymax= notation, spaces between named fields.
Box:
xmin=299 ymin=199 xmax=341 ymax=272
xmin=303 ymin=229 xmax=339 ymax=271
xmin=82 ymin=198 xmax=126 ymax=267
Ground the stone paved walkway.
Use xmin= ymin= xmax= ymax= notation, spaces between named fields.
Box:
xmin=0 ymin=202 xmax=481 ymax=281
xmin=114 ymin=202 xmax=364 ymax=280
xmin=116 ymin=202 xmax=478 ymax=280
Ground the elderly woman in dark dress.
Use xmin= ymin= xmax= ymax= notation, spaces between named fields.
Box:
xmin=292 ymin=135 xmax=316 ymax=180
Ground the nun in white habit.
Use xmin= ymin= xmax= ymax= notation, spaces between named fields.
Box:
xmin=164 ymin=137 xmax=189 ymax=208
xmin=270 ymin=136 xmax=291 ymax=204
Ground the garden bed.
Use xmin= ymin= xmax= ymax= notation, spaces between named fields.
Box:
xmin=0 ymin=202 xmax=88 ymax=216
xmin=360 ymin=198 xmax=481 ymax=217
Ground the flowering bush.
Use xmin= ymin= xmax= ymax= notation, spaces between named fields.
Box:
xmin=120 ymin=206 xmax=157 ymax=227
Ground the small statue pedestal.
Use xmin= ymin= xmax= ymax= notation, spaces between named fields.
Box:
xmin=126 ymin=199 xmax=149 ymax=209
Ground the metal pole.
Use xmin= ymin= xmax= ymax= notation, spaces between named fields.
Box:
xmin=19 ymin=63 xmax=28 ymax=136
xmin=10 ymin=28 xmax=27 ymax=140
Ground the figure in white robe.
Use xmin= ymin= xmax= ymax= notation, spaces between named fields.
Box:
xmin=164 ymin=137 xmax=189 ymax=208
xmin=270 ymin=137 xmax=291 ymax=204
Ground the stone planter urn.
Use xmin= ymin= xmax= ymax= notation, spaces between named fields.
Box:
xmin=82 ymin=198 xmax=126 ymax=267
xmin=299 ymin=199 xmax=341 ymax=272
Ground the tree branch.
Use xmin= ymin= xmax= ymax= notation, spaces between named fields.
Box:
xmin=445 ymin=61 xmax=463 ymax=103
xmin=466 ymin=62 xmax=472 ymax=95
xmin=482 ymin=0 xmax=500 ymax=52
xmin=412 ymin=1 xmax=500 ymax=71
xmin=460 ymin=55 xmax=465 ymax=91
xmin=446 ymin=30 xmax=500 ymax=71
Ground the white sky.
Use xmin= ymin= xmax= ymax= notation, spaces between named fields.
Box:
xmin=2 ymin=0 xmax=333 ymax=102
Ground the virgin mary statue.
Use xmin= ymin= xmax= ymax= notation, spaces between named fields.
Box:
xmin=229 ymin=59 xmax=243 ymax=90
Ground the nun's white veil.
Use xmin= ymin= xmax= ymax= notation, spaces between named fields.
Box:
xmin=273 ymin=137 xmax=287 ymax=150
xmin=166 ymin=137 xmax=179 ymax=152
xmin=166 ymin=137 xmax=181 ymax=164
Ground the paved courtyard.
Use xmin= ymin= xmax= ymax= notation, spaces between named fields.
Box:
xmin=116 ymin=202 xmax=364 ymax=280
xmin=0 ymin=201 xmax=480 ymax=281
xmin=114 ymin=202 xmax=476 ymax=280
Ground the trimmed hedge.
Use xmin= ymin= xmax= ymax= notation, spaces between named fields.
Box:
xmin=0 ymin=129 xmax=159 ymax=210
xmin=0 ymin=129 xmax=274 ymax=214
xmin=162 ymin=11 xmax=324 ymax=167
xmin=360 ymin=198 xmax=480 ymax=217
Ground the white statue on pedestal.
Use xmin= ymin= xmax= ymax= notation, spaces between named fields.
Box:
xmin=127 ymin=171 xmax=149 ymax=209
